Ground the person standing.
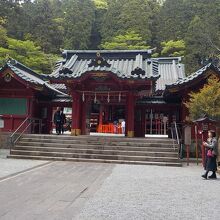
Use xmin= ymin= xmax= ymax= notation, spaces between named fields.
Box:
xmin=60 ymin=108 xmax=66 ymax=134
xmin=53 ymin=108 xmax=61 ymax=134
xmin=121 ymin=119 xmax=126 ymax=135
xmin=113 ymin=119 xmax=118 ymax=134
xmin=201 ymin=130 xmax=218 ymax=179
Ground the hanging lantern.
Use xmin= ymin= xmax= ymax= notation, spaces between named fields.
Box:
xmin=107 ymin=92 xmax=110 ymax=103
xmin=94 ymin=92 xmax=97 ymax=103
xmin=119 ymin=92 xmax=121 ymax=102
xmin=82 ymin=92 xmax=85 ymax=102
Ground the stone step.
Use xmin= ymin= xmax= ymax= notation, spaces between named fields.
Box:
xmin=7 ymin=155 xmax=182 ymax=167
xmin=16 ymin=142 xmax=178 ymax=152
xmin=11 ymin=134 xmax=181 ymax=167
xmin=21 ymin=134 xmax=175 ymax=144
xmin=19 ymin=139 xmax=178 ymax=148
xmin=13 ymin=146 xmax=178 ymax=157
xmin=10 ymin=150 xmax=179 ymax=163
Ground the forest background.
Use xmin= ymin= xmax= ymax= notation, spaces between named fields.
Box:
xmin=0 ymin=0 xmax=219 ymax=74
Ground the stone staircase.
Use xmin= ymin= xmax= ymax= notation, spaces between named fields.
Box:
xmin=0 ymin=132 xmax=11 ymax=149
xmin=8 ymin=134 xmax=182 ymax=167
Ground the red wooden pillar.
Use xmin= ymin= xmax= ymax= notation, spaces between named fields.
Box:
xmin=99 ymin=105 xmax=103 ymax=125
xmin=201 ymin=132 xmax=205 ymax=167
xmin=47 ymin=104 xmax=53 ymax=134
xmin=104 ymin=105 xmax=109 ymax=122
xmin=81 ymin=101 xmax=87 ymax=135
xmin=27 ymin=98 xmax=33 ymax=117
xmin=71 ymin=91 xmax=81 ymax=136
xmin=126 ymin=91 xmax=135 ymax=137
xmin=181 ymin=99 xmax=189 ymax=122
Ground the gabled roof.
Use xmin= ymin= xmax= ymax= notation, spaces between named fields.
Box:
xmin=165 ymin=63 xmax=219 ymax=90
xmin=49 ymin=50 xmax=184 ymax=91
xmin=50 ymin=50 xmax=160 ymax=80
xmin=0 ymin=59 xmax=68 ymax=96
xmin=51 ymin=83 xmax=67 ymax=91
xmin=6 ymin=60 xmax=46 ymax=85
xmin=155 ymin=57 xmax=185 ymax=91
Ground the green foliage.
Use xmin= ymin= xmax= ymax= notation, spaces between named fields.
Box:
xmin=156 ymin=0 xmax=193 ymax=42
xmin=100 ymin=0 xmax=159 ymax=44
xmin=0 ymin=37 xmax=57 ymax=74
xmin=184 ymin=15 xmax=219 ymax=74
xmin=161 ymin=40 xmax=185 ymax=57
xmin=25 ymin=0 xmax=64 ymax=53
xmin=157 ymin=0 xmax=220 ymax=73
xmin=185 ymin=76 xmax=220 ymax=120
xmin=152 ymin=53 xmax=159 ymax=58
xmin=63 ymin=0 xmax=95 ymax=49
xmin=93 ymin=0 xmax=108 ymax=9
xmin=0 ymin=24 xmax=8 ymax=48
xmin=101 ymin=31 xmax=149 ymax=50
xmin=0 ymin=0 xmax=220 ymax=75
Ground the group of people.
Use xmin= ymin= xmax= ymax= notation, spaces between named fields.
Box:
xmin=113 ymin=119 xmax=126 ymax=134
xmin=53 ymin=107 xmax=66 ymax=135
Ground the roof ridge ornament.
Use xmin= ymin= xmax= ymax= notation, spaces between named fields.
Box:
xmin=8 ymin=58 xmax=17 ymax=65
xmin=201 ymin=55 xmax=220 ymax=68
xmin=131 ymin=67 xmax=145 ymax=77
xmin=59 ymin=67 xmax=73 ymax=75
xmin=88 ymin=52 xmax=111 ymax=68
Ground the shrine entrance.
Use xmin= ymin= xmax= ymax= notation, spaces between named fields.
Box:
xmin=67 ymin=52 xmax=159 ymax=137
xmin=89 ymin=102 xmax=126 ymax=135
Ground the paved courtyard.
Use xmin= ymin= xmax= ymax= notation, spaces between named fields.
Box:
xmin=0 ymin=156 xmax=219 ymax=220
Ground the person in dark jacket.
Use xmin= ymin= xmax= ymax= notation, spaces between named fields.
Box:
xmin=60 ymin=107 xmax=66 ymax=134
xmin=53 ymin=108 xmax=61 ymax=134
xmin=202 ymin=130 xmax=218 ymax=179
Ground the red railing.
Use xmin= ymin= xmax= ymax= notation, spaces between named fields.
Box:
xmin=97 ymin=123 xmax=123 ymax=134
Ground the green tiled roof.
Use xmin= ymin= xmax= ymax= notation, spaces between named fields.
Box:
xmin=165 ymin=63 xmax=219 ymax=89
xmin=49 ymin=50 xmax=184 ymax=91
xmin=1 ymin=59 xmax=68 ymax=96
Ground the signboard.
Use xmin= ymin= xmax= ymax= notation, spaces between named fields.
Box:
xmin=184 ymin=125 xmax=191 ymax=145
xmin=0 ymin=119 xmax=4 ymax=128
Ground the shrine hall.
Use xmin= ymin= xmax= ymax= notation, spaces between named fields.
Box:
xmin=0 ymin=50 xmax=219 ymax=137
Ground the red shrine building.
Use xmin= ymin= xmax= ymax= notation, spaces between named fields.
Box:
xmin=0 ymin=50 xmax=219 ymax=137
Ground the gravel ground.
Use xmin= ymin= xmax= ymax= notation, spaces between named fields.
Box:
xmin=0 ymin=151 xmax=219 ymax=220
xmin=75 ymin=164 xmax=220 ymax=220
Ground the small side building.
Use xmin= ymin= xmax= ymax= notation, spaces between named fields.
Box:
xmin=0 ymin=59 xmax=67 ymax=134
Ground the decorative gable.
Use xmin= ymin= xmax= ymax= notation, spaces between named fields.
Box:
xmin=88 ymin=52 xmax=111 ymax=68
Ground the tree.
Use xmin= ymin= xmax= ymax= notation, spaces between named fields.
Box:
xmin=0 ymin=36 xmax=57 ymax=74
xmin=161 ymin=40 xmax=185 ymax=57
xmin=25 ymin=0 xmax=64 ymax=53
xmin=101 ymin=31 xmax=149 ymax=50
xmin=0 ymin=19 xmax=8 ymax=48
xmin=0 ymin=0 xmax=219 ymax=75
xmin=185 ymin=76 xmax=220 ymax=120
xmin=156 ymin=0 xmax=193 ymax=43
xmin=184 ymin=16 xmax=215 ymax=74
xmin=156 ymin=0 xmax=220 ymax=74
xmin=100 ymin=0 xmax=159 ymax=44
xmin=63 ymin=0 xmax=95 ymax=49
xmin=90 ymin=0 xmax=108 ymax=49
